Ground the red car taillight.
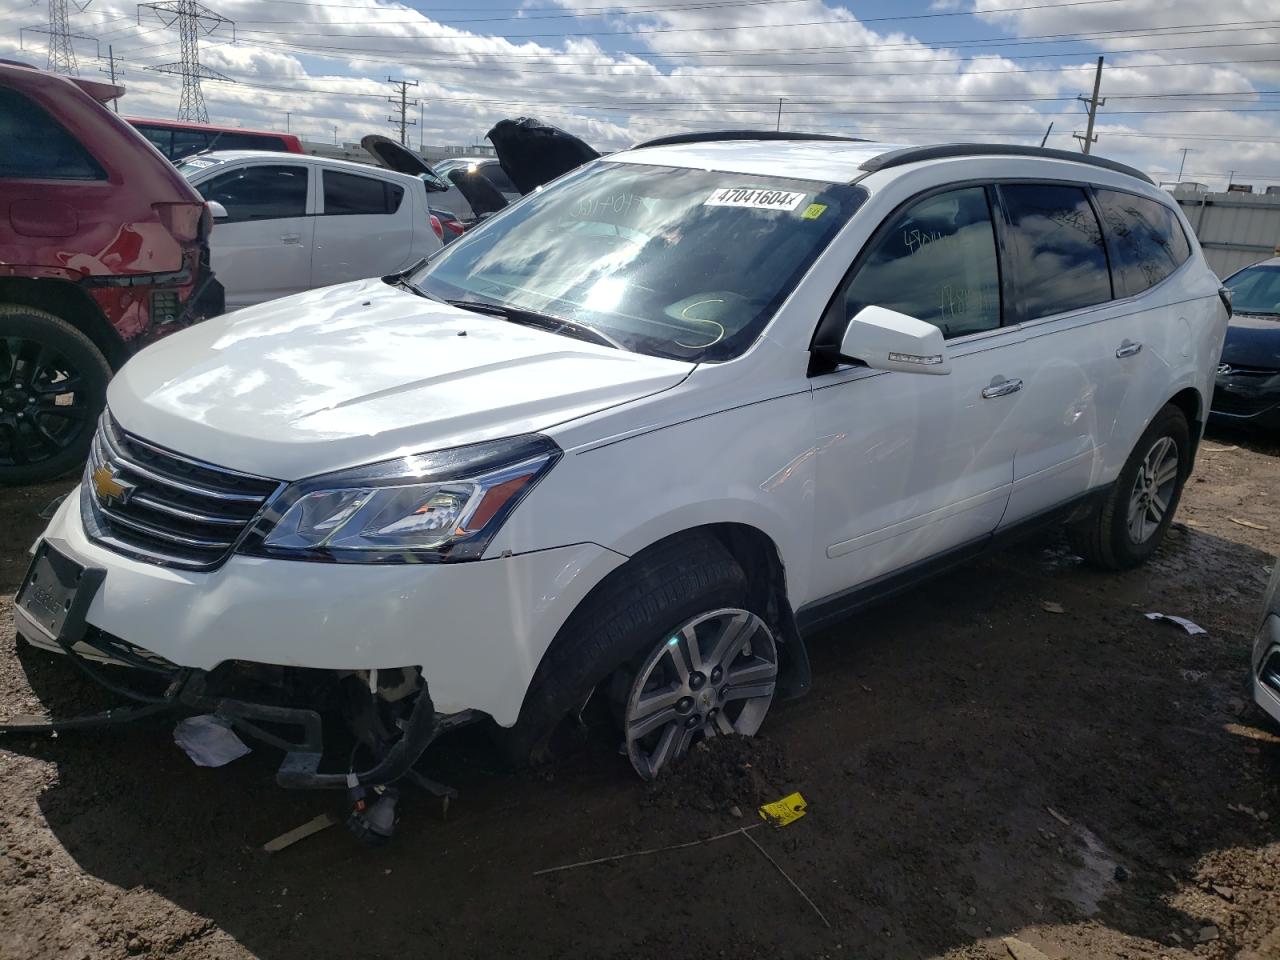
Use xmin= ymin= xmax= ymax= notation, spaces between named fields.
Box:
xmin=444 ymin=219 xmax=465 ymax=236
xmin=151 ymin=202 xmax=205 ymax=243
xmin=429 ymin=214 xmax=444 ymax=241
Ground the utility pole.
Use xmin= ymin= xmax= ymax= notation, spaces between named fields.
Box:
xmin=138 ymin=1 xmax=236 ymax=124
xmin=1072 ymin=56 xmax=1105 ymax=155
xmin=285 ymin=111 xmax=291 ymax=133
xmin=776 ymin=97 xmax=784 ymax=132
xmin=386 ymin=76 xmax=419 ymax=146
xmin=333 ymin=124 xmax=338 ymax=145
xmin=418 ymin=100 xmax=424 ymax=151
xmin=21 ymin=0 xmax=97 ymax=76
xmin=1039 ymin=121 xmax=1053 ymax=148
xmin=99 ymin=44 xmax=124 ymax=111
xmin=1176 ymin=147 xmax=1194 ymax=182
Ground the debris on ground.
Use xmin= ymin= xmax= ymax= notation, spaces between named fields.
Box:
xmin=758 ymin=791 xmax=808 ymax=827
xmin=1002 ymin=936 xmax=1052 ymax=960
xmin=1197 ymin=924 xmax=1220 ymax=943
xmin=1228 ymin=516 xmax=1269 ymax=531
xmin=1046 ymin=806 xmax=1071 ymax=827
xmin=172 ymin=715 xmax=251 ymax=767
xmin=263 ymin=813 xmax=339 ymax=853
xmin=1041 ymin=601 xmax=1066 ymax=614
xmin=1144 ymin=612 xmax=1208 ymax=635
xmin=646 ymin=734 xmax=793 ymax=814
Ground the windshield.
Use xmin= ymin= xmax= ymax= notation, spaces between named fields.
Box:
xmin=176 ymin=156 xmax=224 ymax=178
xmin=411 ymin=161 xmax=865 ymax=361
xmin=1225 ymin=264 xmax=1280 ymax=317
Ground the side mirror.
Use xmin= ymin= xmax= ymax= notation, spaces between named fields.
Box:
xmin=840 ymin=305 xmax=951 ymax=376
xmin=206 ymin=200 xmax=229 ymax=219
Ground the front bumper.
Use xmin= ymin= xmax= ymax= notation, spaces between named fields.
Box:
xmin=16 ymin=488 xmax=625 ymax=725
xmin=1211 ymin=377 xmax=1280 ymax=430
xmin=1251 ymin=614 xmax=1280 ymax=727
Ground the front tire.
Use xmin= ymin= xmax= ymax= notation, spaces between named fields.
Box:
xmin=1068 ymin=404 xmax=1191 ymax=570
xmin=495 ymin=533 xmax=777 ymax=777
xmin=0 ymin=306 xmax=110 ymax=486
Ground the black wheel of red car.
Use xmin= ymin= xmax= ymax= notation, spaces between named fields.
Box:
xmin=0 ymin=305 xmax=110 ymax=486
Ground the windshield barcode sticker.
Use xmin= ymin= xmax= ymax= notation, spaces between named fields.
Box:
xmin=704 ymin=187 xmax=807 ymax=211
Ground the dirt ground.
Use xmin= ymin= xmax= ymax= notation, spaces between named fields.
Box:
xmin=2 ymin=428 xmax=1279 ymax=960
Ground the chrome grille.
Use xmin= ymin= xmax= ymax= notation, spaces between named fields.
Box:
xmin=84 ymin=415 xmax=282 ymax=570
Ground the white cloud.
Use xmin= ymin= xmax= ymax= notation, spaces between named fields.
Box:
xmin=1 ymin=0 xmax=1276 ymax=187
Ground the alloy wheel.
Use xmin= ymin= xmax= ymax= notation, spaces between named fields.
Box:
xmin=1126 ymin=435 xmax=1180 ymax=544
xmin=622 ymin=607 xmax=778 ymax=780
xmin=0 ymin=336 xmax=92 ymax=467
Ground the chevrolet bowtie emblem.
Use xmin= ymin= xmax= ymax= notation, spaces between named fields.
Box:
xmin=92 ymin=464 xmax=135 ymax=507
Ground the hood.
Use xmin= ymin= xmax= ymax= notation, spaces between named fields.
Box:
xmin=361 ymin=134 xmax=434 ymax=177
xmin=361 ymin=135 xmax=507 ymax=217
xmin=486 ymin=117 xmax=600 ymax=194
xmin=1222 ymin=313 xmax=1280 ymax=369
xmin=108 ymin=279 xmax=693 ymax=480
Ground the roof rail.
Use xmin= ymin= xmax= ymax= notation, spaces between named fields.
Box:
xmin=858 ymin=143 xmax=1154 ymax=185
xmin=632 ymin=130 xmax=868 ymax=150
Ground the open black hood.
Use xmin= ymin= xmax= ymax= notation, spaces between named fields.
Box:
xmin=361 ymin=134 xmax=433 ymax=176
xmin=486 ymin=117 xmax=600 ymax=195
xmin=361 ymin=134 xmax=507 ymax=217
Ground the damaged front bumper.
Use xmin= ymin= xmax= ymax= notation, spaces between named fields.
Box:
xmin=10 ymin=601 xmax=471 ymax=790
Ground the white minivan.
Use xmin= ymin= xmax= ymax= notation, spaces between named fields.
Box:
xmin=178 ymin=151 xmax=444 ymax=309
xmin=14 ymin=135 xmax=1229 ymax=793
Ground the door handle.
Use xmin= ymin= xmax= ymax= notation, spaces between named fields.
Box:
xmin=1116 ymin=340 xmax=1143 ymax=359
xmin=280 ymin=233 xmax=302 ymax=245
xmin=981 ymin=377 xmax=1023 ymax=399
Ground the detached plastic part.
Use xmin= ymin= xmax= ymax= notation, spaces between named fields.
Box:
xmin=347 ymin=785 xmax=401 ymax=846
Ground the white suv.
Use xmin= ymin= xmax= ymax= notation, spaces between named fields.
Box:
xmin=14 ymin=135 xmax=1229 ymax=788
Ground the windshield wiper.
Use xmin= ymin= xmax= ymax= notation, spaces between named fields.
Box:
xmin=444 ymin=298 xmax=625 ymax=350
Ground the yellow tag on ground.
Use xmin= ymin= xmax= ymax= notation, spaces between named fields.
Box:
xmin=801 ymin=203 xmax=827 ymax=220
xmin=758 ymin=791 xmax=807 ymax=826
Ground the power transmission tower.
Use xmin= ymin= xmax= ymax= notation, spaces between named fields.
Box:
xmin=138 ymin=0 xmax=236 ymax=123
xmin=21 ymin=0 xmax=97 ymax=76
xmin=1072 ymin=56 xmax=1106 ymax=155
xmin=100 ymin=44 xmax=124 ymax=112
xmin=387 ymin=77 xmax=419 ymax=146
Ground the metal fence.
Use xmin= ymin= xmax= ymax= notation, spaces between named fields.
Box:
xmin=1171 ymin=187 xmax=1280 ymax=278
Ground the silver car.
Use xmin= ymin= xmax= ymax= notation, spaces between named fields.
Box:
xmin=1253 ymin=562 xmax=1280 ymax=725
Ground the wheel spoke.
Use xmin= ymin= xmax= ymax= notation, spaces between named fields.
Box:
xmin=665 ymin=636 xmax=692 ymax=684
xmin=722 ymin=680 xmax=776 ymax=702
xmin=707 ymin=611 xmax=753 ymax=669
xmin=713 ymin=711 xmax=736 ymax=735
xmin=34 ymin=405 xmax=89 ymax=423
xmin=726 ymin=659 xmax=776 ymax=687
xmin=32 ymin=374 xmax=82 ymax=396
xmin=1149 ymin=492 xmax=1168 ymax=521
xmin=7 ymin=424 xmax=30 ymax=465
xmin=680 ymin=623 xmax=704 ymax=672
xmin=628 ymin=703 xmax=679 ymax=740
xmin=1155 ymin=457 xmax=1178 ymax=486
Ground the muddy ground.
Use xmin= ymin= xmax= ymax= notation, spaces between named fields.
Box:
xmin=2 ymin=429 xmax=1279 ymax=960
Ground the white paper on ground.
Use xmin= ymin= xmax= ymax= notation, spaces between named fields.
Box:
xmin=1144 ymin=612 xmax=1208 ymax=636
xmin=174 ymin=714 xmax=252 ymax=767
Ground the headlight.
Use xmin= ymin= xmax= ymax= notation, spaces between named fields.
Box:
xmin=240 ymin=435 xmax=560 ymax=563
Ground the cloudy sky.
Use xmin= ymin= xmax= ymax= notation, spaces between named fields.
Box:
xmin=4 ymin=0 xmax=1279 ymax=189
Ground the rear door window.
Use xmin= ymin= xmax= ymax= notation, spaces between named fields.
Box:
xmin=322 ymin=170 xmax=404 ymax=215
xmin=0 ymin=88 xmax=105 ymax=180
xmin=197 ymin=164 xmax=308 ymax=222
xmin=136 ymin=125 xmax=174 ymax=158
xmin=1094 ymin=189 xmax=1191 ymax=298
xmin=844 ymin=186 xmax=1002 ymax=338
xmin=999 ymin=183 xmax=1112 ymax=320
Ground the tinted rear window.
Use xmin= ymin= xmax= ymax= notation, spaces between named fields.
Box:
xmin=1095 ymin=189 xmax=1191 ymax=298
xmin=210 ymin=131 xmax=291 ymax=152
xmin=323 ymin=170 xmax=404 ymax=215
xmin=1000 ymin=183 xmax=1112 ymax=320
xmin=482 ymin=163 xmax=518 ymax=194
xmin=0 ymin=88 xmax=105 ymax=180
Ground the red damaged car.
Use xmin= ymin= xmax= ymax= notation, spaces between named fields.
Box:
xmin=0 ymin=61 xmax=222 ymax=484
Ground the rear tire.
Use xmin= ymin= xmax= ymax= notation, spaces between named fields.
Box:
xmin=493 ymin=532 xmax=763 ymax=771
xmin=1067 ymin=404 xmax=1191 ymax=570
xmin=0 ymin=306 xmax=110 ymax=486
